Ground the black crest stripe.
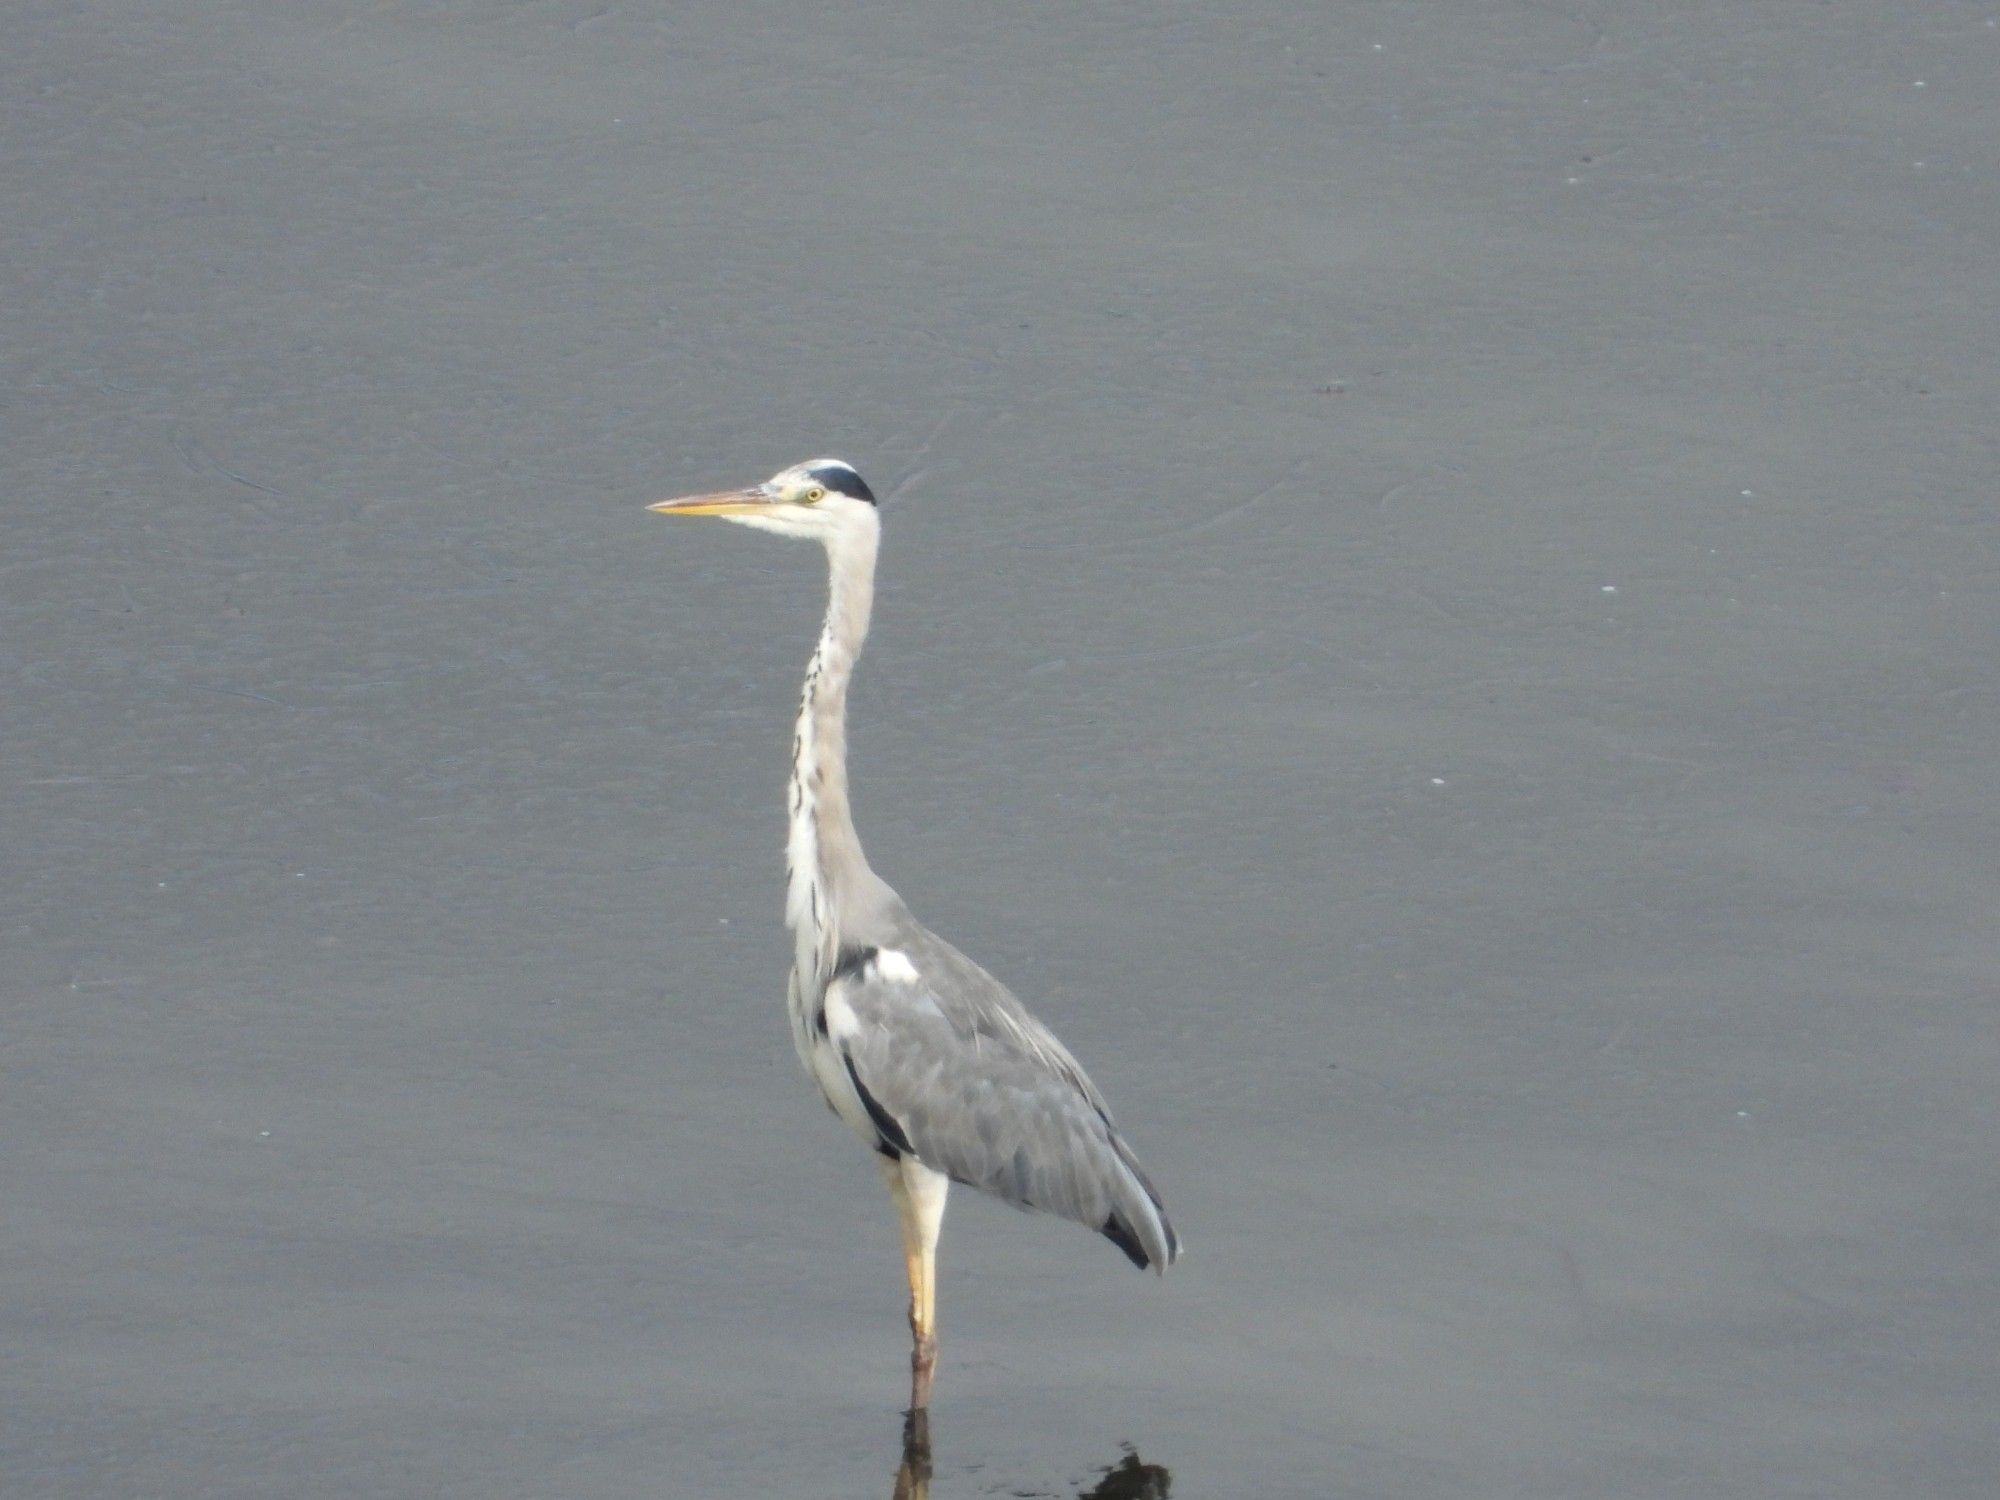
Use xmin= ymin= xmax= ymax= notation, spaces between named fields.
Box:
xmin=807 ymin=463 xmax=877 ymax=505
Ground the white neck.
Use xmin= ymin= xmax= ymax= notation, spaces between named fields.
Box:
xmin=786 ymin=524 xmax=879 ymax=989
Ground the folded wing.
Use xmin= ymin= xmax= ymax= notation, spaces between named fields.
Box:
xmin=826 ymin=938 xmax=1179 ymax=1273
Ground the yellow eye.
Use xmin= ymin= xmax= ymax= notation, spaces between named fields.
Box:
xmin=803 ymin=485 xmax=827 ymax=503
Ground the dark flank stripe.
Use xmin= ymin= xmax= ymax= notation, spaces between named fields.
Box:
xmin=844 ymin=1051 xmax=913 ymax=1160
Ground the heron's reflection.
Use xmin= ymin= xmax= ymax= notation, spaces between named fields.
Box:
xmin=1078 ymin=1448 xmax=1173 ymax=1500
xmin=892 ymin=1411 xmax=1170 ymax=1499
xmin=891 ymin=1411 xmax=931 ymax=1500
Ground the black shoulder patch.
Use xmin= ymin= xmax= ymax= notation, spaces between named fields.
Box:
xmin=808 ymin=462 xmax=877 ymax=506
xmin=843 ymin=1050 xmax=913 ymax=1160
xmin=829 ymin=945 xmax=877 ymax=985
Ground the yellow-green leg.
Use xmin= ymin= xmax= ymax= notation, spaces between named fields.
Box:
xmin=881 ymin=1156 xmax=949 ymax=1410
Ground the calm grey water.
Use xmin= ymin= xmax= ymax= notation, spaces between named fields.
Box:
xmin=6 ymin=4 xmax=1997 ymax=1496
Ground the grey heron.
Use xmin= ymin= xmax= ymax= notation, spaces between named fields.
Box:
xmin=649 ymin=458 xmax=1179 ymax=1410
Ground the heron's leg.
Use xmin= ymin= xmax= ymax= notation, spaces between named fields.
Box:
xmin=904 ymin=1160 xmax=947 ymax=1410
xmin=881 ymin=1157 xmax=949 ymax=1409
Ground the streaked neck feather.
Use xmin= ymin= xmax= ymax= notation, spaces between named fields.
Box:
xmin=786 ymin=527 xmax=882 ymax=989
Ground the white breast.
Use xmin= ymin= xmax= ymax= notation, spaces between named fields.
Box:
xmin=804 ymin=977 xmax=877 ymax=1146
xmin=799 ymin=951 xmax=927 ymax=1151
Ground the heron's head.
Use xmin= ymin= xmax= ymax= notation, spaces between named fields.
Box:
xmin=647 ymin=458 xmax=878 ymax=544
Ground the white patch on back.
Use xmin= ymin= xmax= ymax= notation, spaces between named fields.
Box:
xmin=872 ymin=948 xmax=920 ymax=983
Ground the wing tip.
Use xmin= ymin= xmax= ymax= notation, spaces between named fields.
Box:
xmin=1102 ymin=1210 xmax=1182 ymax=1274
xmin=1101 ymin=1214 xmax=1152 ymax=1270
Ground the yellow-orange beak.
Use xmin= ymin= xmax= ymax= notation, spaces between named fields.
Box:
xmin=646 ymin=487 xmax=773 ymax=517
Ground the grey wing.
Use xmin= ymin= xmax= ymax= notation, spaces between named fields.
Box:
xmin=826 ymin=939 xmax=1179 ymax=1273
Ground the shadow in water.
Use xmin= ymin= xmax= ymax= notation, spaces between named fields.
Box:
xmin=893 ymin=1411 xmax=1171 ymax=1499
